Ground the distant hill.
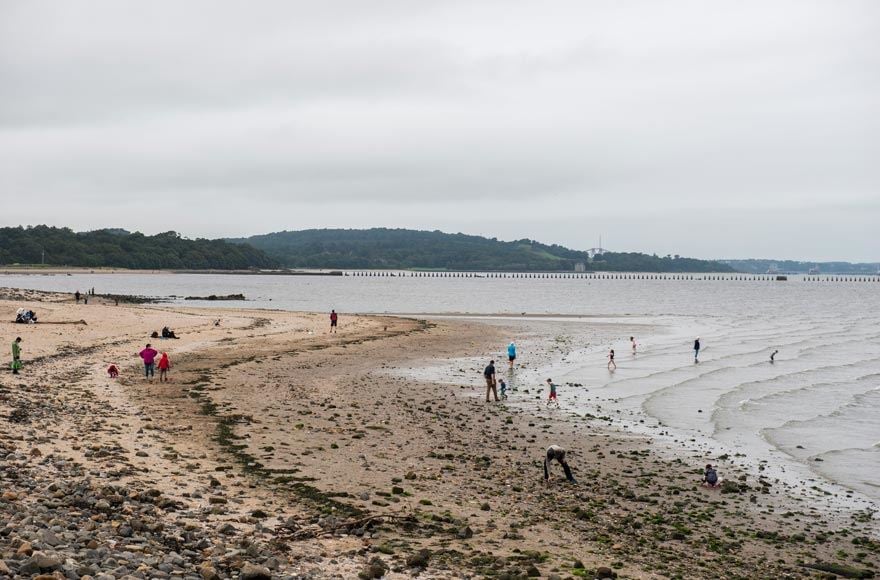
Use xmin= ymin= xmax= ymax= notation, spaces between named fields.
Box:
xmin=722 ymin=259 xmax=879 ymax=275
xmin=0 ymin=226 xmax=277 ymax=270
xmin=232 ymin=228 xmax=734 ymax=272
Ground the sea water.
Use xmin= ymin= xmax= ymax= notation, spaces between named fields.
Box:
xmin=3 ymin=272 xmax=879 ymax=505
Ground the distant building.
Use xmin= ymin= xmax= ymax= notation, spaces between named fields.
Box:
xmin=574 ymin=262 xmax=586 ymax=272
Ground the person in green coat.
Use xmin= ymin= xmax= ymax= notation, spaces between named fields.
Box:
xmin=11 ymin=337 xmax=22 ymax=374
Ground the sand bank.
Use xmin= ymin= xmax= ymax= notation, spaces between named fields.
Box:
xmin=0 ymin=290 xmax=877 ymax=579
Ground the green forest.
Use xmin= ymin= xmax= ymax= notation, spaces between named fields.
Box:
xmin=0 ymin=226 xmax=276 ymax=269
xmin=0 ymin=225 xmax=737 ymax=272
xmin=234 ymin=228 xmax=734 ymax=272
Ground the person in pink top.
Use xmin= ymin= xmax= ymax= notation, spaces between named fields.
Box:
xmin=139 ymin=343 xmax=158 ymax=379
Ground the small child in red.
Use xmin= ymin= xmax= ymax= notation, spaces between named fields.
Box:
xmin=546 ymin=378 xmax=559 ymax=408
xmin=107 ymin=364 xmax=119 ymax=378
xmin=158 ymin=352 xmax=171 ymax=382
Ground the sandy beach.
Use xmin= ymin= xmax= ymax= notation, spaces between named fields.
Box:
xmin=0 ymin=289 xmax=878 ymax=579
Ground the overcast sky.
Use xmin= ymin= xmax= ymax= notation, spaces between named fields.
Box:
xmin=1 ymin=1 xmax=877 ymax=261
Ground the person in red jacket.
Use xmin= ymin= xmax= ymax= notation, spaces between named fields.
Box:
xmin=330 ymin=309 xmax=338 ymax=333
xmin=158 ymin=352 xmax=172 ymax=382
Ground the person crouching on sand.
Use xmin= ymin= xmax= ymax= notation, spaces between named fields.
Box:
xmin=107 ymin=364 xmax=119 ymax=378
xmin=544 ymin=445 xmax=576 ymax=483
xmin=158 ymin=352 xmax=172 ymax=382
xmin=702 ymin=464 xmax=719 ymax=488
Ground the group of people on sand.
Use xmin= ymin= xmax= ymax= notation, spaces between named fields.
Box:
xmin=106 ymin=343 xmax=173 ymax=382
xmin=480 ymin=337 xmax=738 ymax=488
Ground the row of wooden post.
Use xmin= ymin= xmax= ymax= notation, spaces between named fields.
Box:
xmin=345 ymin=272 xmax=879 ymax=281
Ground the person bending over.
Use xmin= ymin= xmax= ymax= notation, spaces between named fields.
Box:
xmin=544 ymin=445 xmax=577 ymax=483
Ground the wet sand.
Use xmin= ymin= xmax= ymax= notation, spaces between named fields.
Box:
xmin=0 ymin=289 xmax=877 ymax=579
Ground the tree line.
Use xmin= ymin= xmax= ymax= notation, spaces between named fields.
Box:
xmin=0 ymin=226 xmax=276 ymax=270
xmin=1 ymin=226 xmax=737 ymax=272
xmin=235 ymin=228 xmax=734 ymax=272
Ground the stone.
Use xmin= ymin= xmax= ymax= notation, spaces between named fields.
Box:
xmin=595 ymin=566 xmax=615 ymax=579
xmin=40 ymin=529 xmax=61 ymax=546
xmin=359 ymin=557 xmax=388 ymax=579
xmin=199 ymin=564 xmax=221 ymax=580
xmin=29 ymin=551 xmax=62 ymax=570
xmin=240 ymin=562 xmax=272 ymax=579
xmin=456 ymin=526 xmax=473 ymax=539
xmin=406 ymin=549 xmax=431 ymax=569
xmin=17 ymin=540 xmax=34 ymax=555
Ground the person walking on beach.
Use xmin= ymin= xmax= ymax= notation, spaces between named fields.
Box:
xmin=157 ymin=352 xmax=172 ymax=382
xmin=693 ymin=337 xmax=701 ymax=363
xmin=630 ymin=336 xmax=637 ymax=355
xmin=75 ymin=290 xmax=81 ymax=303
xmin=607 ymin=348 xmax=616 ymax=370
xmin=139 ymin=343 xmax=158 ymax=379
xmin=329 ymin=310 xmax=338 ymax=333
xmin=770 ymin=349 xmax=779 ymax=363
xmin=546 ymin=378 xmax=559 ymax=407
xmin=544 ymin=445 xmax=577 ymax=483
xmin=11 ymin=337 xmax=22 ymax=375
xmin=507 ymin=342 xmax=517 ymax=368
xmin=499 ymin=378 xmax=508 ymax=400
xmin=483 ymin=360 xmax=499 ymax=402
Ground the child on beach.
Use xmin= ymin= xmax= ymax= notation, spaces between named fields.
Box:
xmin=107 ymin=364 xmax=119 ymax=378
xmin=607 ymin=349 xmax=616 ymax=370
xmin=702 ymin=464 xmax=719 ymax=488
xmin=158 ymin=352 xmax=171 ymax=382
xmin=499 ymin=378 xmax=508 ymax=400
xmin=546 ymin=378 xmax=559 ymax=407
xmin=630 ymin=336 xmax=637 ymax=354
xmin=11 ymin=337 xmax=22 ymax=375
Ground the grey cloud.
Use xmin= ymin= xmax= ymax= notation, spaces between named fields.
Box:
xmin=1 ymin=0 xmax=878 ymax=260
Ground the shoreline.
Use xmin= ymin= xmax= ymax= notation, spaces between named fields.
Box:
xmin=0 ymin=290 xmax=878 ymax=578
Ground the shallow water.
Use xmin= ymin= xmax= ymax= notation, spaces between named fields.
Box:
xmin=4 ymin=271 xmax=879 ymax=504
